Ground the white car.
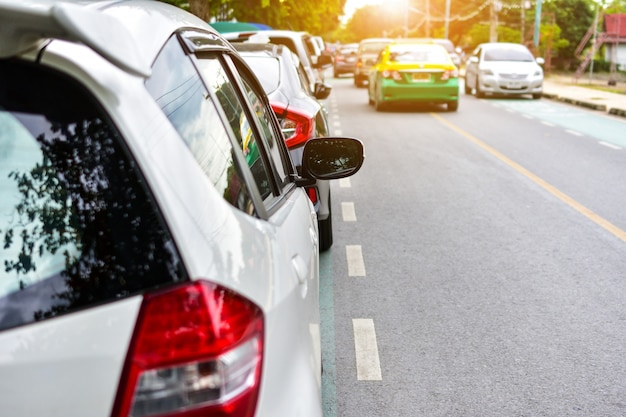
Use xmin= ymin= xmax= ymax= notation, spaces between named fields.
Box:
xmin=223 ymin=30 xmax=332 ymax=93
xmin=0 ymin=1 xmax=364 ymax=417
xmin=464 ymin=42 xmax=544 ymax=99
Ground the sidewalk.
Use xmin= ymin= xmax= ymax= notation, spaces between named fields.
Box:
xmin=542 ymin=75 xmax=626 ymax=118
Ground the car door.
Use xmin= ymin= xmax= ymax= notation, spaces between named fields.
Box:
xmin=187 ymin=35 xmax=323 ymax=415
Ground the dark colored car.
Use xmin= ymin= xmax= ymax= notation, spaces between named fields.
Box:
xmin=355 ymin=38 xmax=393 ymax=87
xmin=333 ymin=43 xmax=359 ymax=77
xmin=235 ymin=42 xmax=337 ymax=251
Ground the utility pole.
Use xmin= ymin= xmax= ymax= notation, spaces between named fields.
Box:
xmin=521 ymin=0 xmax=525 ymax=43
xmin=426 ymin=0 xmax=431 ymax=38
xmin=445 ymin=0 xmax=451 ymax=39
xmin=533 ymin=0 xmax=542 ymax=48
xmin=490 ymin=0 xmax=500 ymax=42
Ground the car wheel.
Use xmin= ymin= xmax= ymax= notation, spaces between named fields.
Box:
xmin=447 ymin=101 xmax=459 ymax=111
xmin=464 ymin=79 xmax=471 ymax=94
xmin=532 ymin=93 xmax=542 ymax=100
xmin=318 ymin=194 xmax=333 ymax=252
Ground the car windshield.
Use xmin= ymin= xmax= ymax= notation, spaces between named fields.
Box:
xmin=484 ymin=47 xmax=534 ymax=62
xmin=389 ymin=45 xmax=448 ymax=63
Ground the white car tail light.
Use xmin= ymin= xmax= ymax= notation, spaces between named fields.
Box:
xmin=112 ymin=281 xmax=264 ymax=417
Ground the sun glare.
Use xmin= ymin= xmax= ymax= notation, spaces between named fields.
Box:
xmin=343 ymin=0 xmax=383 ymax=21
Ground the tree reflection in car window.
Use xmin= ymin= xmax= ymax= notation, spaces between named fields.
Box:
xmin=145 ymin=36 xmax=257 ymax=214
xmin=0 ymin=60 xmax=185 ymax=331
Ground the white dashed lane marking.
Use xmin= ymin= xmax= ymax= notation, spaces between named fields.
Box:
xmin=339 ymin=178 xmax=351 ymax=188
xmin=346 ymin=245 xmax=366 ymax=277
xmin=566 ymin=129 xmax=584 ymax=136
xmin=599 ymin=141 xmax=622 ymax=150
xmin=352 ymin=318 xmax=382 ymax=381
xmin=341 ymin=202 xmax=356 ymax=222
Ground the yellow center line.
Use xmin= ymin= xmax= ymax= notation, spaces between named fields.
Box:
xmin=431 ymin=112 xmax=626 ymax=244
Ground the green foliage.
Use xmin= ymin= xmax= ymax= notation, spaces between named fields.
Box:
xmin=341 ymin=5 xmax=402 ymax=42
xmin=204 ymin=0 xmax=345 ymax=33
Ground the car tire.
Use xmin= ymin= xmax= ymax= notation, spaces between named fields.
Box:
xmin=532 ymin=93 xmax=542 ymax=100
xmin=318 ymin=194 xmax=333 ymax=252
xmin=447 ymin=101 xmax=459 ymax=111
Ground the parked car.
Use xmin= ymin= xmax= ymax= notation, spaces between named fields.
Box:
xmin=367 ymin=40 xmax=460 ymax=111
xmin=464 ymin=42 xmax=544 ymax=99
xmin=354 ymin=37 xmax=393 ymax=87
xmin=333 ymin=43 xmax=359 ymax=77
xmin=234 ymin=41 xmax=337 ymax=250
xmin=0 ymin=2 xmax=364 ymax=417
xmin=223 ymin=30 xmax=332 ymax=92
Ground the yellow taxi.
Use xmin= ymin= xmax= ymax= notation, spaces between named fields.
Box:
xmin=367 ymin=40 xmax=459 ymax=111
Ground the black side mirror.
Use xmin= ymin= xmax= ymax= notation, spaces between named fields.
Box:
xmin=301 ymin=137 xmax=364 ymax=180
xmin=314 ymin=82 xmax=332 ymax=100
xmin=314 ymin=53 xmax=333 ymax=69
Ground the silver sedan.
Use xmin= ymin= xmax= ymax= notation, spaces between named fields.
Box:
xmin=465 ymin=42 xmax=544 ymax=99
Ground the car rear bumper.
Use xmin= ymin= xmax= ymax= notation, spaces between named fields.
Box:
xmin=334 ymin=63 xmax=356 ymax=73
xmin=480 ymin=76 xmax=543 ymax=95
xmin=379 ymin=79 xmax=459 ymax=103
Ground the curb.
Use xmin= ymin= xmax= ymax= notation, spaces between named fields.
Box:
xmin=609 ymin=107 xmax=626 ymax=117
xmin=542 ymin=92 xmax=626 ymax=119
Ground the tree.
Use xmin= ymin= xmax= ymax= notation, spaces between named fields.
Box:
xmin=342 ymin=4 xmax=403 ymax=41
xmin=203 ymin=0 xmax=345 ymax=33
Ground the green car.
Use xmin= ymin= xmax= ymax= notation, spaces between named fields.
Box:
xmin=367 ymin=40 xmax=460 ymax=112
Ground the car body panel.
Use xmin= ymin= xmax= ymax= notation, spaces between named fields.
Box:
xmin=0 ymin=297 xmax=141 ymax=417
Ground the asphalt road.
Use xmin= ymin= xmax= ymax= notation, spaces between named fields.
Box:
xmin=320 ymin=76 xmax=626 ymax=417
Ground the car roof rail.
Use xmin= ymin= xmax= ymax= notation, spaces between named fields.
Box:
xmin=0 ymin=0 xmax=151 ymax=77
